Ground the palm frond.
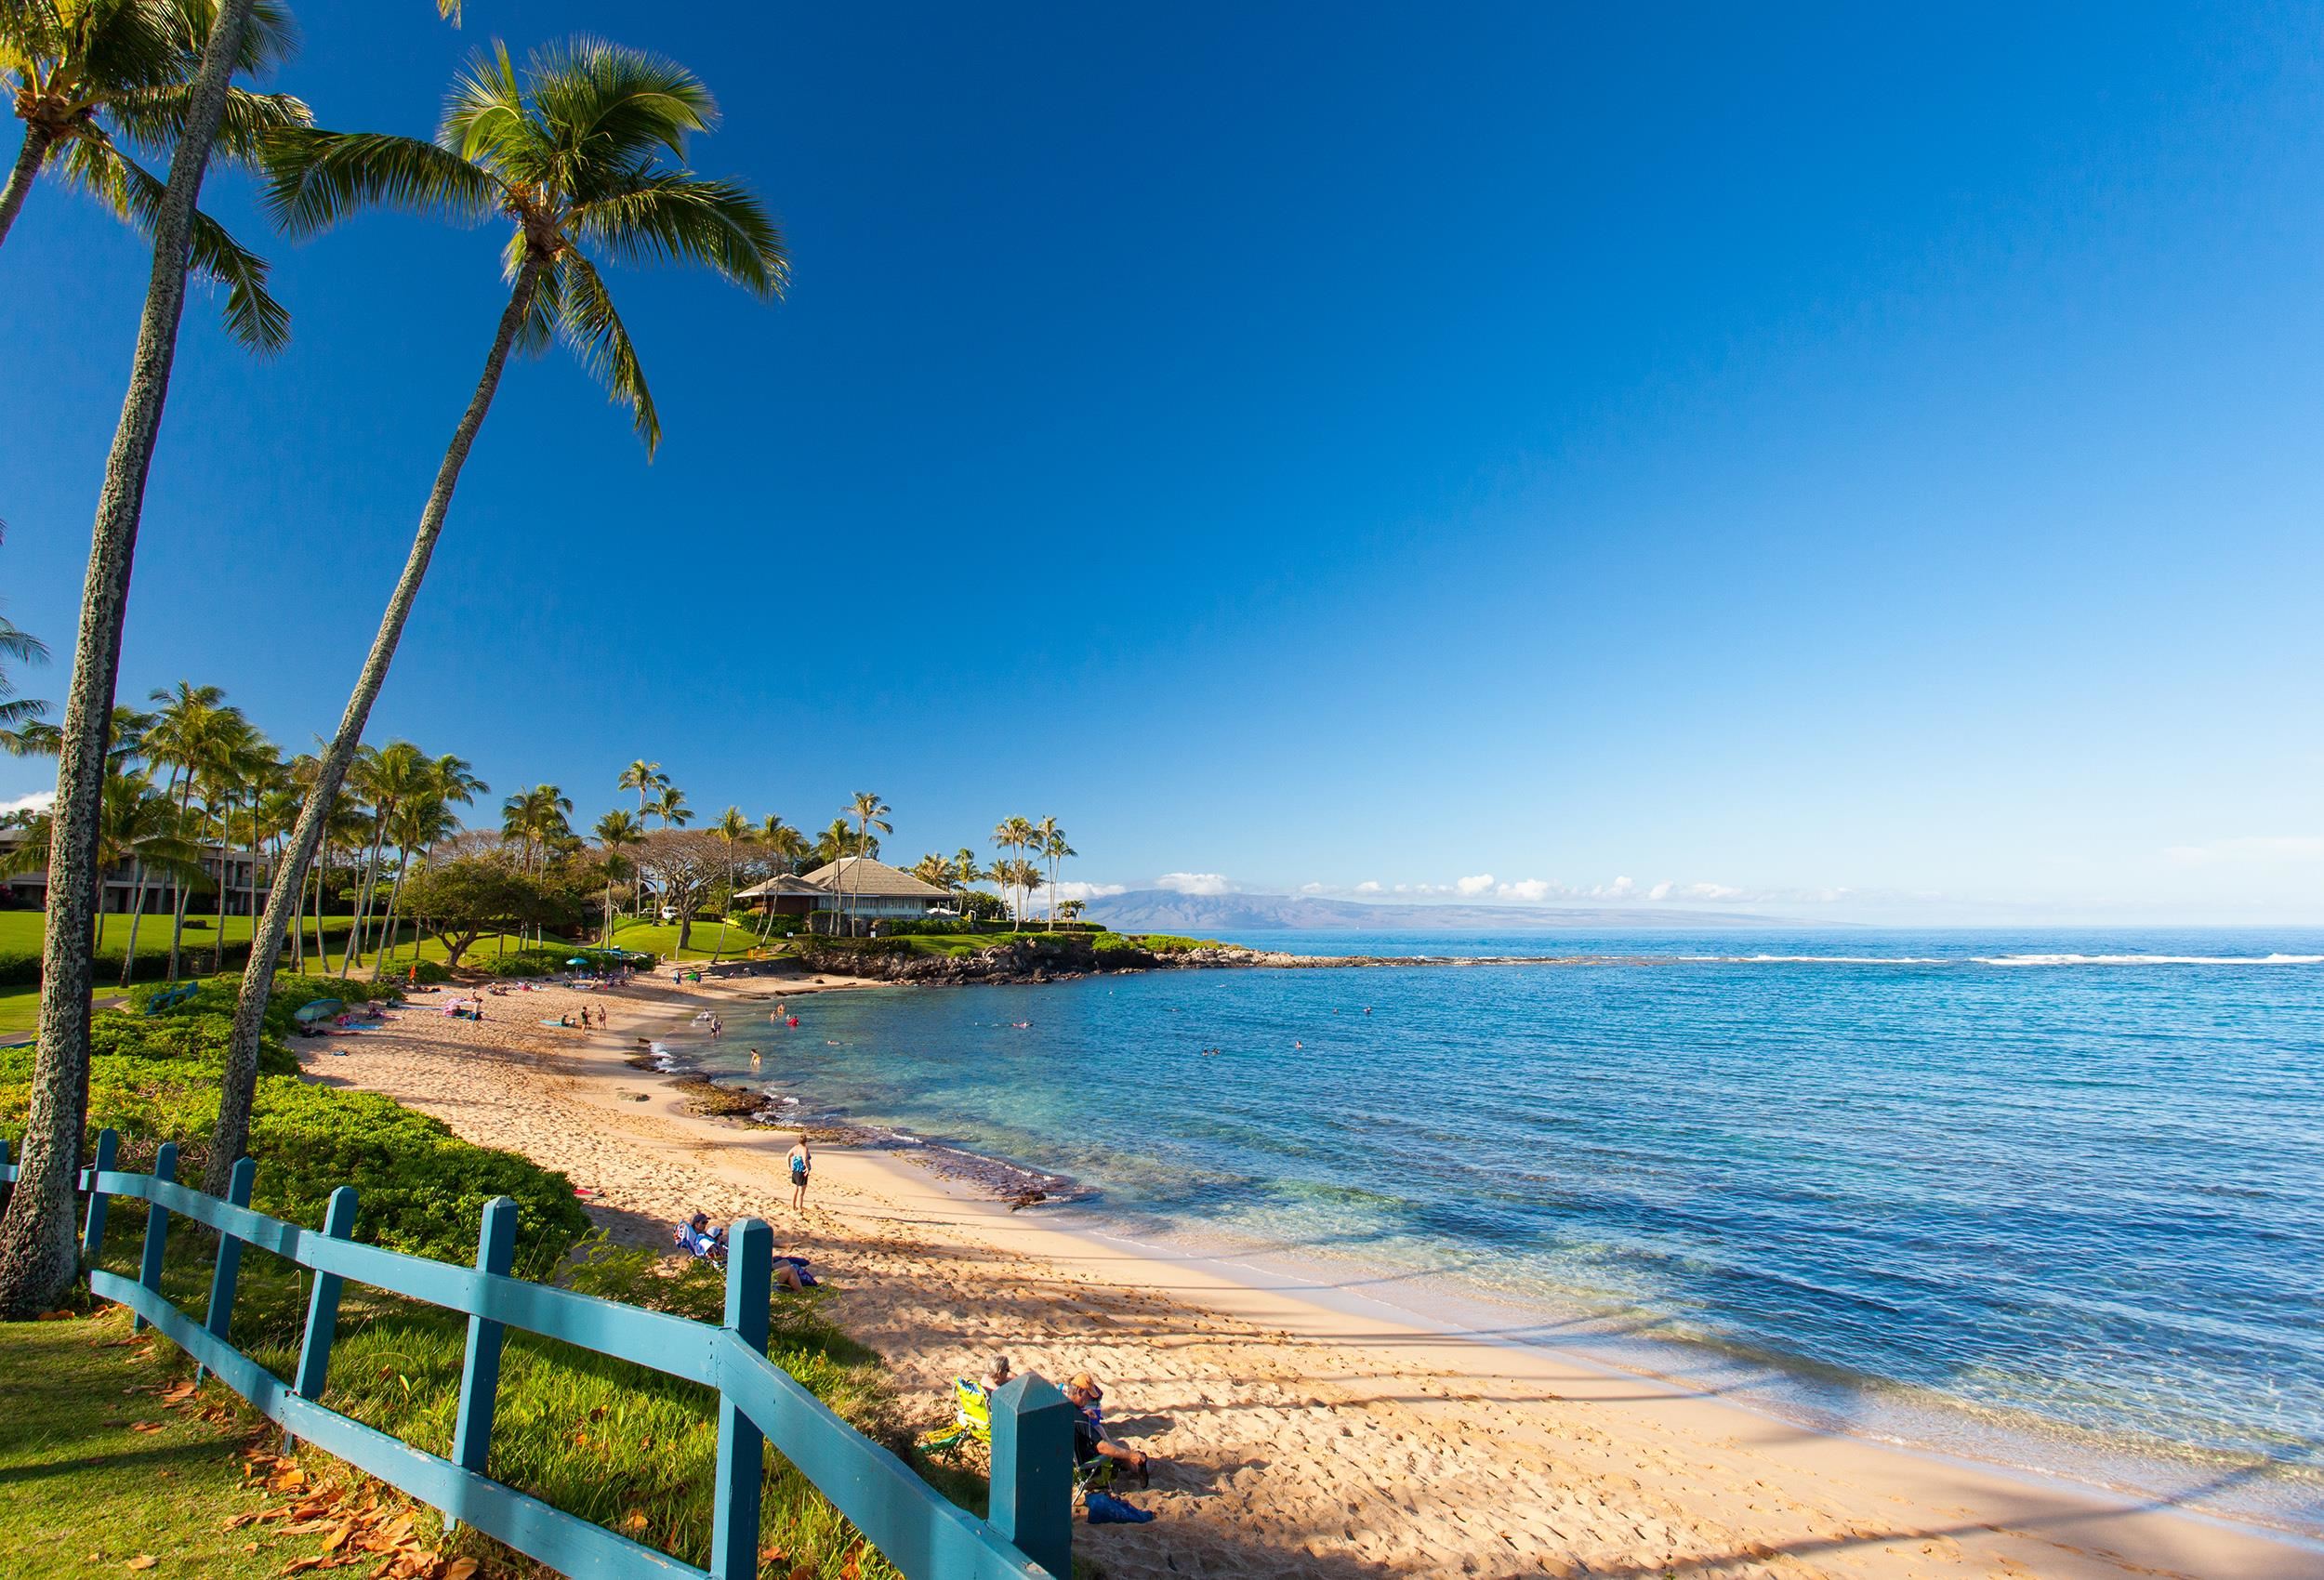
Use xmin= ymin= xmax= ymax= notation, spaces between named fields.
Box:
xmin=261 ymin=127 xmax=499 ymax=236
xmin=165 ymin=0 xmax=300 ymax=77
xmin=0 ymin=612 xmax=48 ymax=667
xmin=110 ymin=143 xmax=289 ymax=351
xmin=71 ymin=0 xmax=187 ymax=100
xmin=0 ymin=696 xmax=48 ymax=728
xmin=110 ymin=82 xmax=312 ymax=165
xmin=527 ymin=36 xmax=715 ymax=174
xmin=574 ymin=172 xmax=787 ymax=300
xmin=442 ymin=40 xmax=538 ymax=178
xmin=554 ymin=249 xmax=658 ymax=453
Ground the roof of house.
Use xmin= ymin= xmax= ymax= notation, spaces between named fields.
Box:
xmin=733 ymin=874 xmax=830 ymax=900
xmin=799 ymin=856 xmax=949 ymax=899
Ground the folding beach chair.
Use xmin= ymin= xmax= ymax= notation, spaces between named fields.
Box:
xmin=916 ymin=1377 xmax=993 ymax=1458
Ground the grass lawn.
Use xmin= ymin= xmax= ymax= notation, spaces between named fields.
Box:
xmin=0 ymin=1305 xmax=369 ymax=1580
xmin=601 ymin=915 xmax=791 ymax=963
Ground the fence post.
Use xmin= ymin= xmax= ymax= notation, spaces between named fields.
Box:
xmin=132 ymin=1141 xmax=177 ymax=1334
xmin=80 ymin=1126 xmax=119 ymax=1263
xmin=451 ymin=1196 xmax=517 ymax=1486
xmin=286 ymin=1186 xmax=358 ymax=1451
xmin=988 ymin=1374 xmax=1075 ymax=1579
xmin=709 ymin=1218 xmax=772 ymax=1580
xmin=196 ymin=1156 xmax=255 ymax=1385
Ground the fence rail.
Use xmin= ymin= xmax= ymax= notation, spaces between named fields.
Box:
xmin=28 ymin=1129 xmax=1069 ymax=1580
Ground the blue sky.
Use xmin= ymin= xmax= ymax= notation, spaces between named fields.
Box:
xmin=3 ymin=3 xmax=2320 ymax=922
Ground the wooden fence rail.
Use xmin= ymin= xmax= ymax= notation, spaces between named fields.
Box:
xmin=6 ymin=1129 xmax=1069 ymax=1580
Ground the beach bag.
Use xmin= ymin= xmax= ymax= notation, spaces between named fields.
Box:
xmin=1084 ymin=1491 xmax=1154 ymax=1525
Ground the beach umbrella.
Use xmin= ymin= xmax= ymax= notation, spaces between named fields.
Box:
xmin=293 ymin=999 xmax=343 ymax=1023
xmin=567 ymin=957 xmax=590 ymax=967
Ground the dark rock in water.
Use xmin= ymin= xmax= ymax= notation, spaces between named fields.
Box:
xmin=1008 ymin=1189 xmax=1049 ymax=1212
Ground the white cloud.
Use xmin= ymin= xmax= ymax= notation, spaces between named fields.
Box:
xmin=1154 ymin=872 xmax=1233 ymax=896
xmin=1497 ymin=878 xmax=1552 ymax=902
xmin=1648 ymin=881 xmax=1672 ymax=901
xmin=1354 ymin=880 xmax=1381 ymax=894
xmin=2164 ymin=836 xmax=2324 ymax=866
xmin=1045 ymin=880 xmax=1126 ymax=902
xmin=1455 ymin=873 xmax=1496 ymax=896
xmin=1299 ymin=882 xmax=1327 ymax=894
xmin=0 ymin=790 xmax=54 ymax=817
xmin=1682 ymin=882 xmax=1743 ymax=901
xmin=1591 ymin=876 xmax=1636 ymax=899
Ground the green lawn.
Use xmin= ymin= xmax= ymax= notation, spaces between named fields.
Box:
xmin=0 ymin=1305 xmax=362 ymax=1580
xmin=601 ymin=915 xmax=791 ymax=963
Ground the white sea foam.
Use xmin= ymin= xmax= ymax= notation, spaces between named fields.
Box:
xmin=1974 ymin=953 xmax=2324 ymax=967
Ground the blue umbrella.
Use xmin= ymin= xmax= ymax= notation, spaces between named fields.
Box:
xmin=293 ymin=999 xmax=343 ymax=1023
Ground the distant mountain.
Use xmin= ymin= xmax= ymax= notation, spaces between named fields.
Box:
xmin=1079 ymin=889 xmax=1783 ymax=932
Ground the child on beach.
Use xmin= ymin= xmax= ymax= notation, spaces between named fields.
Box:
xmin=787 ymin=1137 xmax=812 ymax=1210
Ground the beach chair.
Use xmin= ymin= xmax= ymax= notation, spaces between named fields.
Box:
xmin=915 ymin=1378 xmax=994 ymax=1458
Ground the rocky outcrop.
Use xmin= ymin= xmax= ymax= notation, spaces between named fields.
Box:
xmin=791 ymin=935 xmax=1303 ymax=985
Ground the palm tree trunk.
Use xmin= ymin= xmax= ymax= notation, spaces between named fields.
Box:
xmin=342 ymin=813 xmax=389 ymax=974
xmin=0 ymin=0 xmax=262 ymax=1313
xmin=211 ymin=253 xmax=549 ymax=1196
xmin=376 ymin=858 xmax=406 ymax=974
xmin=165 ymin=778 xmax=198 ymax=981
xmin=119 ymin=859 xmax=151 ymax=988
xmin=0 ymin=122 xmax=55 ymax=250
xmin=212 ymin=793 xmax=234 ymax=974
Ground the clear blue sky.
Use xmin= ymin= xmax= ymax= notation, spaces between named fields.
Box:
xmin=4 ymin=3 xmax=2319 ymax=922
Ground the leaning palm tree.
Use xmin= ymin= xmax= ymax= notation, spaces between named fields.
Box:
xmin=215 ymin=37 xmax=786 ymax=1195
xmin=0 ymin=0 xmax=305 ymax=346
xmin=0 ymin=1 xmax=460 ymax=1313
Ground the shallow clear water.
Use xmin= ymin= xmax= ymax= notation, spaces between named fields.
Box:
xmin=705 ymin=928 xmax=2324 ymax=1530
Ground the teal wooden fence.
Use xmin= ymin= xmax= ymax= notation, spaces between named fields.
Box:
xmin=7 ymin=1130 xmax=1071 ymax=1580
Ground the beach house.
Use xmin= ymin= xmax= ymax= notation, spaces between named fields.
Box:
xmin=735 ymin=856 xmax=951 ymax=928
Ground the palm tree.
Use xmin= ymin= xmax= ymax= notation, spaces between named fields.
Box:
xmin=0 ymin=525 xmax=51 ymax=754
xmin=909 ymin=852 xmax=952 ymax=889
xmin=751 ymin=815 xmax=806 ymax=944
xmin=650 ymin=785 xmax=692 ymax=830
xmin=213 ymin=36 xmax=784 ymax=1196
xmin=0 ymin=0 xmax=305 ymax=346
xmin=143 ymin=681 xmax=247 ymax=981
xmin=0 ymin=2 xmax=462 ymax=1309
xmin=1034 ymin=816 xmax=1073 ymax=929
xmin=339 ymin=740 xmax=427 ymax=972
xmin=992 ymin=816 xmax=1036 ymax=931
xmin=375 ymin=792 xmax=456 ymax=968
xmin=592 ymin=809 xmax=641 ymax=943
xmin=203 ymin=727 xmax=275 ymax=972
xmin=839 ymin=791 xmax=891 ymax=933
xmin=950 ymin=848 xmax=984 ymax=923
xmin=617 ymin=759 xmax=667 ymax=828
xmin=707 ymin=805 xmax=751 ymax=961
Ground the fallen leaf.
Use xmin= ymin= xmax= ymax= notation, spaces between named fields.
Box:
xmin=789 ymin=1567 xmax=815 ymax=1580
xmin=319 ymin=1526 xmax=350 ymax=1553
xmin=623 ymin=1510 xmax=649 ymax=1534
xmin=125 ymin=1559 xmax=158 ymax=1572
xmin=442 ymin=1560 xmax=478 ymax=1580
xmin=129 ymin=1421 xmax=165 ymax=1434
xmin=160 ymin=1379 xmax=196 ymax=1403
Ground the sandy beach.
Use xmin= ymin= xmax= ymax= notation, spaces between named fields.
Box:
xmin=304 ymin=971 xmax=2314 ymax=1580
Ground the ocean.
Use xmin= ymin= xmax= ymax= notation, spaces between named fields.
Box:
xmin=692 ymin=928 xmax=2324 ymax=1535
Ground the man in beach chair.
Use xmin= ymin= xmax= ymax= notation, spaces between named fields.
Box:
xmin=1065 ymin=1373 xmax=1152 ymax=1490
xmin=673 ymin=1212 xmax=727 ymax=1264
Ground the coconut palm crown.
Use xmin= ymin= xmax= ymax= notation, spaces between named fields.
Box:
xmin=0 ymin=0 xmax=309 ymax=348
xmin=261 ymin=36 xmax=786 ymax=452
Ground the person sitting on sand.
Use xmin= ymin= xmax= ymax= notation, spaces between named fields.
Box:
xmin=1063 ymin=1373 xmax=1151 ymax=1484
xmin=675 ymin=1212 xmax=727 ymax=1260
xmin=787 ymin=1137 xmax=812 ymax=1210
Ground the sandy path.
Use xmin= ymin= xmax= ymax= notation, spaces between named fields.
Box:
xmin=305 ymin=973 xmax=2311 ymax=1580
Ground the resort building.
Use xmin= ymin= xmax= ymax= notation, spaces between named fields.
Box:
xmin=734 ymin=857 xmax=952 ymax=929
xmin=0 ymin=834 xmax=273 ymax=915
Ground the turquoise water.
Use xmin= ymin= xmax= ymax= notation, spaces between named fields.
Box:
xmin=702 ymin=928 xmax=2324 ymax=1530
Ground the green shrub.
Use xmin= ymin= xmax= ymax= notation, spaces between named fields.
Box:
xmin=403 ymin=958 xmax=453 ymax=984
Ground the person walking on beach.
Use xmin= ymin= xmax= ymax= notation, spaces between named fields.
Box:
xmin=787 ymin=1136 xmax=812 ymax=1210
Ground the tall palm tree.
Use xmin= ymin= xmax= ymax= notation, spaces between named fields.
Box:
xmin=617 ymin=758 xmax=667 ymax=826
xmin=214 ymin=35 xmax=784 ymax=1196
xmin=708 ymin=805 xmax=750 ymax=961
xmin=951 ymin=848 xmax=984 ymax=922
xmin=592 ymin=808 xmax=641 ymax=943
xmin=374 ymin=791 xmax=456 ymax=968
xmin=649 ymin=785 xmax=692 ymax=830
xmin=143 ymin=682 xmax=247 ymax=980
xmin=340 ymin=740 xmax=426 ymax=972
xmin=751 ymin=815 xmax=806 ymax=944
xmin=203 ymin=727 xmax=274 ymax=972
xmin=993 ymin=816 xmax=1036 ymax=931
xmin=0 ymin=0 xmax=305 ymax=345
xmin=427 ymin=752 xmax=485 ymax=817
xmin=1034 ymin=815 xmax=1073 ymax=929
xmin=839 ymin=791 xmax=891 ymax=933
xmin=0 ymin=0 xmax=461 ymax=1312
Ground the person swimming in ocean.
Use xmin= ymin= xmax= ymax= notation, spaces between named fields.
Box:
xmin=749 ymin=1047 xmax=762 ymax=1071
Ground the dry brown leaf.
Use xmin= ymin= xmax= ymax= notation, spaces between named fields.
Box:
xmin=442 ymin=1560 xmax=478 ymax=1580
xmin=160 ymin=1379 xmax=197 ymax=1403
xmin=279 ymin=1559 xmax=324 ymax=1575
xmin=622 ymin=1510 xmax=649 ymax=1534
xmin=125 ymin=1559 xmax=158 ymax=1572
xmin=129 ymin=1421 xmax=165 ymax=1434
xmin=788 ymin=1566 xmax=815 ymax=1580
